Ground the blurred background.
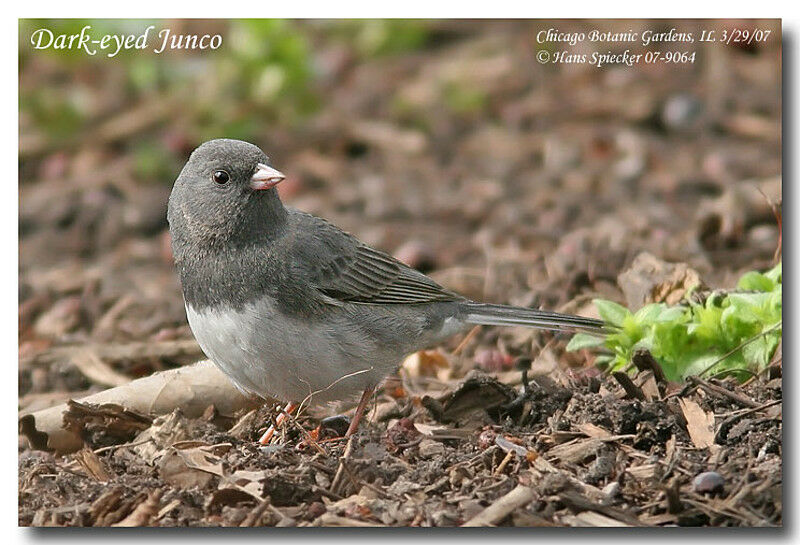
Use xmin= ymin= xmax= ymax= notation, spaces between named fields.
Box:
xmin=19 ymin=19 xmax=781 ymax=402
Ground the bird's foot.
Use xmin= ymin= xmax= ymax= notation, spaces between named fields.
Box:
xmin=258 ymin=401 xmax=298 ymax=445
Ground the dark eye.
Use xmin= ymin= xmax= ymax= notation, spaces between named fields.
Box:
xmin=212 ymin=170 xmax=230 ymax=184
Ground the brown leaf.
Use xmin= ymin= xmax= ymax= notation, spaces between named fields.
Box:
xmin=158 ymin=451 xmax=214 ymax=489
xmin=157 ymin=443 xmax=228 ymax=489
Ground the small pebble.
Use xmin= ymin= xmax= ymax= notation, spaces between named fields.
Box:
xmin=319 ymin=415 xmax=351 ymax=438
xmin=662 ymin=93 xmax=703 ymax=131
xmin=693 ymin=471 xmax=725 ymax=495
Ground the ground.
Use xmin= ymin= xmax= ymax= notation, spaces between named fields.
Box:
xmin=19 ymin=20 xmax=782 ymax=527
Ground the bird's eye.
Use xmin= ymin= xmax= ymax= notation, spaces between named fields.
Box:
xmin=212 ymin=170 xmax=230 ymax=184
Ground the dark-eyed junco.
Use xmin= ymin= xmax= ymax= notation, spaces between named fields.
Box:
xmin=168 ymin=139 xmax=605 ymax=443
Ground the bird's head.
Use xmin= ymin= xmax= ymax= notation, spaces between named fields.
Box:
xmin=168 ymin=139 xmax=287 ymax=249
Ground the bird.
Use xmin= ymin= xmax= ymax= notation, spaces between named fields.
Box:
xmin=167 ymin=139 xmax=607 ymax=443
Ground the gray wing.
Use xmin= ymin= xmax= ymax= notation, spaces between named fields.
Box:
xmin=288 ymin=211 xmax=464 ymax=305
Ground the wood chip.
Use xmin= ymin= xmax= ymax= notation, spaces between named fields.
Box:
xmin=569 ymin=511 xmax=632 ymax=527
xmin=678 ymin=398 xmax=716 ymax=449
xmin=612 ymin=372 xmax=646 ymax=401
xmin=73 ymin=446 xmax=112 ymax=482
xmin=626 ymin=463 xmax=657 ymax=480
xmin=617 ymin=252 xmax=704 ymax=308
xmin=547 ymin=438 xmax=603 ymax=464
xmin=112 ymin=490 xmax=163 ymax=527
xmin=637 ymin=370 xmax=660 ymax=401
xmin=577 ymin=422 xmax=612 ymax=439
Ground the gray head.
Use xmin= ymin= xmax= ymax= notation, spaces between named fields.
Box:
xmin=168 ymin=139 xmax=288 ymax=252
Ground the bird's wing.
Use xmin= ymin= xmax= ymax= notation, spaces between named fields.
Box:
xmin=288 ymin=212 xmax=463 ymax=305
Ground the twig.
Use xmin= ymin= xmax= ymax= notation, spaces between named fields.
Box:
xmin=92 ymin=438 xmax=154 ymax=455
xmin=330 ymin=436 xmax=355 ymax=495
xmin=714 ymin=399 xmax=782 ymax=444
xmin=493 ymin=450 xmax=516 ymax=476
xmin=453 ymin=325 xmax=482 ymax=356
xmin=688 ymin=376 xmax=759 ymax=409
xmin=462 ymin=484 xmax=536 ymax=526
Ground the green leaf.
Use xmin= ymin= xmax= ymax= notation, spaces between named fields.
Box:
xmin=652 ymin=306 xmax=687 ymax=323
xmin=737 ymin=271 xmax=774 ymax=292
xmin=764 ymin=262 xmax=782 ymax=284
xmin=726 ymin=293 xmax=773 ymax=323
xmin=573 ymin=263 xmax=782 ymax=384
xmin=633 ymin=304 xmax=664 ymax=324
xmin=594 ymin=299 xmax=630 ymax=328
xmin=566 ymin=333 xmax=605 ymax=351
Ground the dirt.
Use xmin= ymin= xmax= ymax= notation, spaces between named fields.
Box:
xmin=18 ymin=370 xmax=782 ymax=527
xmin=19 ymin=20 xmax=782 ymax=527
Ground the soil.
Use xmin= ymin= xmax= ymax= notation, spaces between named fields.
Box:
xmin=19 ymin=20 xmax=782 ymax=527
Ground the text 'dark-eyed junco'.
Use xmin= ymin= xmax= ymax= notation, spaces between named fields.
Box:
xmin=167 ymin=139 xmax=606 ymax=443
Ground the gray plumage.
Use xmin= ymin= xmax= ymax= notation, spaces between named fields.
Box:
xmin=168 ymin=139 xmax=606 ymax=406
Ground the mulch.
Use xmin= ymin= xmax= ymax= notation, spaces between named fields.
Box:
xmin=19 ymin=20 xmax=782 ymax=527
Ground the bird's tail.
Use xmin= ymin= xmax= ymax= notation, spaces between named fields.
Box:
xmin=463 ymin=302 xmax=608 ymax=335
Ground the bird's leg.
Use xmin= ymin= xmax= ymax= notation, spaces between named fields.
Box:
xmin=344 ymin=385 xmax=375 ymax=437
xmin=259 ymin=401 xmax=299 ymax=444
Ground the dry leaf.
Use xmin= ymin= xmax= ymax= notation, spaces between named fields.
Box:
xmin=158 ymin=443 xmax=227 ymax=489
xmin=112 ymin=490 xmax=162 ymax=527
xmin=70 ymin=349 xmax=131 ymax=388
xmin=132 ymin=410 xmax=189 ymax=464
xmin=20 ymin=360 xmax=261 ymax=454
xmin=617 ymin=252 xmax=704 ymax=309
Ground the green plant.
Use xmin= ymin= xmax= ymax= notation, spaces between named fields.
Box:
xmin=567 ymin=262 xmax=782 ymax=382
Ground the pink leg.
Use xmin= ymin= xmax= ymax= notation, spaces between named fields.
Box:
xmin=345 ymin=386 xmax=376 ymax=438
xmin=259 ymin=402 xmax=299 ymax=444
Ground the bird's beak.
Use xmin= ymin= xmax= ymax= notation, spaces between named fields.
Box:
xmin=250 ymin=163 xmax=285 ymax=191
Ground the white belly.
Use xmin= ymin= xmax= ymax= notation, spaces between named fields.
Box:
xmin=185 ymin=299 xmax=389 ymax=405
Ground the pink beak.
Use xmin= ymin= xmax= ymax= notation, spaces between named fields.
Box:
xmin=250 ymin=163 xmax=286 ymax=190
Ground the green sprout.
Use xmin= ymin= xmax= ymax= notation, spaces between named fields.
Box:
xmin=568 ymin=262 xmax=782 ymax=382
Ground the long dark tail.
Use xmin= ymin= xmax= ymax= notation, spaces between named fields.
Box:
xmin=463 ymin=302 xmax=607 ymax=335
